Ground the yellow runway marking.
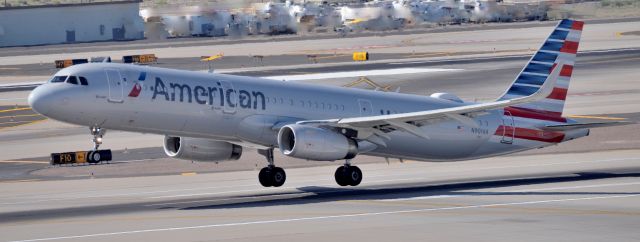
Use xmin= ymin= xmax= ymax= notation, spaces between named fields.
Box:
xmin=0 ymin=107 xmax=32 ymax=113
xmin=0 ymin=114 xmax=42 ymax=119
xmin=567 ymin=115 xmax=627 ymax=120
xmin=0 ymin=118 xmax=47 ymax=131
xmin=181 ymin=172 xmax=197 ymax=176
xmin=0 ymin=120 xmax=38 ymax=125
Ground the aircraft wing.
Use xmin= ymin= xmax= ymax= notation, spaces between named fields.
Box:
xmin=300 ymin=61 xmax=566 ymax=140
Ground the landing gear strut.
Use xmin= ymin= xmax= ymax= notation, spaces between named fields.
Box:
xmin=257 ymin=148 xmax=286 ymax=187
xmin=88 ymin=126 xmax=108 ymax=164
xmin=90 ymin=126 xmax=106 ymax=150
xmin=335 ymin=160 xmax=362 ymax=186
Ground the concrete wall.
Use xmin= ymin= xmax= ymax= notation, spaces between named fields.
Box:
xmin=0 ymin=1 xmax=144 ymax=47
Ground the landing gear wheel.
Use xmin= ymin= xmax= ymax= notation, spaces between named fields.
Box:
xmin=271 ymin=167 xmax=286 ymax=187
xmin=88 ymin=151 xmax=101 ymax=164
xmin=334 ymin=166 xmax=349 ymax=186
xmin=259 ymin=167 xmax=273 ymax=187
xmin=258 ymin=166 xmax=287 ymax=187
xmin=347 ymin=166 xmax=362 ymax=186
xmin=335 ymin=165 xmax=362 ymax=186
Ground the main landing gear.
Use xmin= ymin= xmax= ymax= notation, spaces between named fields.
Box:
xmin=334 ymin=160 xmax=362 ymax=186
xmin=258 ymin=148 xmax=286 ymax=187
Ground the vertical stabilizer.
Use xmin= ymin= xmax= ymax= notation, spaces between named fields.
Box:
xmin=499 ymin=19 xmax=584 ymax=123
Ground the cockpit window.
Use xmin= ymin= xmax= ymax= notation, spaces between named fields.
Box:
xmin=79 ymin=77 xmax=88 ymax=86
xmin=50 ymin=76 xmax=67 ymax=83
xmin=67 ymin=76 xmax=78 ymax=85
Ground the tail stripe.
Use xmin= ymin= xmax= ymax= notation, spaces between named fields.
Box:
xmin=515 ymin=74 xmax=547 ymax=85
xmin=541 ymin=42 xmax=564 ymax=52
xmin=524 ymin=62 xmax=554 ymax=74
xmin=547 ymin=87 xmax=568 ymax=100
xmin=571 ymin=21 xmax=584 ymax=30
xmin=558 ymin=20 xmax=574 ymax=29
xmin=549 ymin=29 xmax=569 ymax=40
xmin=560 ymin=41 xmax=579 ymax=54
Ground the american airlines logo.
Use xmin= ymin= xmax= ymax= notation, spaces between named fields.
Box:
xmin=128 ymin=72 xmax=146 ymax=98
xmin=151 ymin=77 xmax=266 ymax=110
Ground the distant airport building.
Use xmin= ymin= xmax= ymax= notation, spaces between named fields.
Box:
xmin=0 ymin=0 xmax=144 ymax=47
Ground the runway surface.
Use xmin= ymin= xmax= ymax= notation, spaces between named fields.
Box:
xmin=0 ymin=20 xmax=638 ymax=241
xmin=1 ymin=150 xmax=639 ymax=242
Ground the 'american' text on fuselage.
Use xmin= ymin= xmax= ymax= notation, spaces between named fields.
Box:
xmin=151 ymin=77 xmax=266 ymax=110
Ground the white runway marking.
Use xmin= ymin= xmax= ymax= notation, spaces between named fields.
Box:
xmin=264 ymin=68 xmax=462 ymax=81
xmin=10 ymin=194 xmax=640 ymax=242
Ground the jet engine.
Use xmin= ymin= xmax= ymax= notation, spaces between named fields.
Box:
xmin=277 ymin=124 xmax=357 ymax=161
xmin=163 ymin=136 xmax=242 ymax=162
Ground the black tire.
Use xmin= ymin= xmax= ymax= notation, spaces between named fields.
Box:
xmin=334 ymin=166 xmax=349 ymax=186
xmin=88 ymin=151 xmax=101 ymax=164
xmin=271 ymin=167 xmax=286 ymax=187
xmin=258 ymin=167 xmax=272 ymax=187
xmin=347 ymin=166 xmax=362 ymax=186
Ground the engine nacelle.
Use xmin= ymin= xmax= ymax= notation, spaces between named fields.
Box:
xmin=278 ymin=124 xmax=357 ymax=161
xmin=163 ymin=136 xmax=242 ymax=162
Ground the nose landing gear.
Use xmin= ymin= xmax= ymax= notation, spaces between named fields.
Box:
xmin=50 ymin=126 xmax=112 ymax=165
xmin=90 ymin=126 xmax=106 ymax=150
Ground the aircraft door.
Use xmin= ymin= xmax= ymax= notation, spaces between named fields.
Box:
xmin=358 ymin=99 xmax=373 ymax=116
xmin=105 ymin=69 xmax=124 ymax=103
xmin=220 ymin=81 xmax=236 ymax=114
xmin=501 ymin=110 xmax=515 ymax=144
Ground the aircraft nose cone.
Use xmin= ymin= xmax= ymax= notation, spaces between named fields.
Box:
xmin=28 ymin=85 xmax=53 ymax=115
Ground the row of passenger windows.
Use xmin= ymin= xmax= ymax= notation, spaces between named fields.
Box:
xmin=50 ymin=76 xmax=88 ymax=86
xmin=264 ymin=96 xmax=346 ymax=111
xmin=264 ymin=96 xmax=406 ymax=115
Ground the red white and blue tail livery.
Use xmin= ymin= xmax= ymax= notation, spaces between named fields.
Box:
xmin=500 ymin=19 xmax=584 ymax=123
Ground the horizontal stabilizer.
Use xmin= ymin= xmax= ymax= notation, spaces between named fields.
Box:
xmin=542 ymin=121 xmax=633 ymax=131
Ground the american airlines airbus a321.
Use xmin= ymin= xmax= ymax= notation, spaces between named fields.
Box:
xmin=27 ymin=19 xmax=625 ymax=187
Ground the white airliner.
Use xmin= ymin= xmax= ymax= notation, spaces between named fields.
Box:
xmin=28 ymin=19 xmax=623 ymax=187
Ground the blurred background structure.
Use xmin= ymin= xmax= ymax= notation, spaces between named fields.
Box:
xmin=1 ymin=0 xmax=639 ymax=47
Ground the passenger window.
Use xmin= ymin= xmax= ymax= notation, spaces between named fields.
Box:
xmin=79 ymin=77 xmax=88 ymax=86
xmin=67 ymin=76 xmax=78 ymax=85
xmin=50 ymin=76 xmax=67 ymax=83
